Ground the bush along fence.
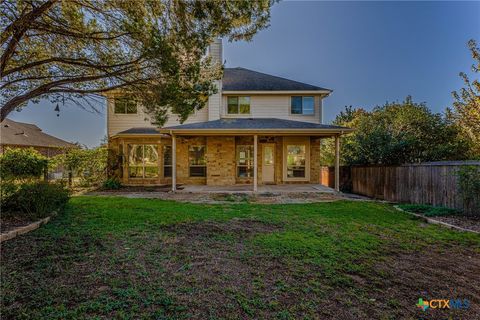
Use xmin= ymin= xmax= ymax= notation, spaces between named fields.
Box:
xmin=321 ymin=161 xmax=480 ymax=215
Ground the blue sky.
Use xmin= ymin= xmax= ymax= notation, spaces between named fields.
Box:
xmin=9 ymin=1 xmax=480 ymax=147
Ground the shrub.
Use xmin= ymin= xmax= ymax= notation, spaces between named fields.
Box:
xmin=2 ymin=182 xmax=70 ymax=218
xmin=0 ymin=148 xmax=47 ymax=181
xmin=457 ymin=165 xmax=480 ymax=215
xmin=102 ymin=177 xmax=121 ymax=190
xmin=398 ymin=204 xmax=459 ymax=217
xmin=54 ymin=147 xmax=108 ymax=187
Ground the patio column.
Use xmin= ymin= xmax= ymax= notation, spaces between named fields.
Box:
xmin=172 ymin=133 xmax=177 ymax=192
xmin=253 ymin=134 xmax=258 ymax=192
xmin=334 ymin=134 xmax=340 ymax=192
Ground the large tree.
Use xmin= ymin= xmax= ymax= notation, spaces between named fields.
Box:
xmin=1 ymin=0 xmax=273 ymax=124
xmin=321 ymin=97 xmax=471 ymax=166
xmin=449 ymin=39 xmax=480 ymax=158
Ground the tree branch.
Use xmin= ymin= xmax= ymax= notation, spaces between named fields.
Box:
xmin=32 ymin=22 xmax=130 ymax=41
xmin=3 ymin=56 xmax=143 ymax=77
xmin=1 ymin=0 xmax=58 ymax=76
xmin=1 ymin=71 xmax=134 ymax=121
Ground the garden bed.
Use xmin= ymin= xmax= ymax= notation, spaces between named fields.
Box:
xmin=397 ymin=204 xmax=480 ymax=233
xmin=0 ymin=216 xmax=34 ymax=234
xmin=426 ymin=215 xmax=480 ymax=233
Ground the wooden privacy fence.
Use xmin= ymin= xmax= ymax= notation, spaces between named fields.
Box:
xmin=321 ymin=161 xmax=480 ymax=214
xmin=320 ymin=166 xmax=352 ymax=192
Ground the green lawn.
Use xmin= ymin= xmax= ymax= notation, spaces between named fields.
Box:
xmin=1 ymin=197 xmax=479 ymax=319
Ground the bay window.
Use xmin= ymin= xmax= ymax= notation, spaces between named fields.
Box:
xmin=128 ymin=144 xmax=158 ymax=178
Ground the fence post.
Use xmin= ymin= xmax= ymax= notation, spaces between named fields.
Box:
xmin=334 ymin=135 xmax=340 ymax=192
xmin=43 ymin=166 xmax=48 ymax=182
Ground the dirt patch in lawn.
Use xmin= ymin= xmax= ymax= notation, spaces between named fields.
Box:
xmin=129 ymin=220 xmax=480 ymax=319
xmin=148 ymin=220 xmax=480 ymax=319
xmin=2 ymin=215 xmax=478 ymax=319
xmin=85 ymin=190 xmax=344 ymax=204
xmin=150 ymin=219 xmax=290 ymax=319
xmin=366 ymin=246 xmax=480 ymax=320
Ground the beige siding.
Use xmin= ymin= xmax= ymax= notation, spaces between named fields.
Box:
xmin=220 ymin=95 xmax=323 ymax=124
xmin=207 ymin=80 xmax=222 ymax=121
xmin=107 ymin=97 xmax=208 ymax=137
xmin=108 ymin=93 xmax=324 ymax=136
xmin=206 ymin=39 xmax=222 ymax=120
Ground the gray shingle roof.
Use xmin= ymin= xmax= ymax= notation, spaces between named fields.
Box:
xmin=223 ymin=68 xmax=331 ymax=92
xmin=117 ymin=127 xmax=161 ymax=135
xmin=0 ymin=118 xmax=75 ymax=148
xmin=163 ymin=118 xmax=350 ymax=131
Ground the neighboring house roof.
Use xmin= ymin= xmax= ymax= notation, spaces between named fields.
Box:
xmin=222 ymin=67 xmax=331 ymax=92
xmin=157 ymin=118 xmax=352 ymax=135
xmin=0 ymin=118 xmax=75 ymax=148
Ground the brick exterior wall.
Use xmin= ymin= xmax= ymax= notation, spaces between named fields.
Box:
xmin=110 ymin=135 xmax=321 ymax=186
xmin=206 ymin=137 xmax=236 ymax=185
xmin=176 ymin=136 xmax=206 ymax=185
xmin=310 ymin=137 xmax=321 ymax=184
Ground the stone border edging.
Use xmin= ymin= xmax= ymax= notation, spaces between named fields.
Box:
xmin=0 ymin=213 xmax=54 ymax=243
xmin=393 ymin=205 xmax=480 ymax=234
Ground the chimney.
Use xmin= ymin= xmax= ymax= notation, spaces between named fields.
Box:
xmin=207 ymin=38 xmax=222 ymax=121
xmin=209 ymin=38 xmax=223 ymax=65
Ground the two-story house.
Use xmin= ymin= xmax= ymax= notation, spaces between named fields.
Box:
xmin=107 ymin=39 xmax=352 ymax=191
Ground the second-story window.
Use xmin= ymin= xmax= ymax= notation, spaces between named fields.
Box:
xmin=291 ymin=96 xmax=314 ymax=115
xmin=114 ymin=97 xmax=137 ymax=114
xmin=227 ymin=96 xmax=250 ymax=114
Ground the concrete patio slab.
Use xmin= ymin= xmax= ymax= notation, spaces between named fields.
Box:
xmin=180 ymin=184 xmax=336 ymax=194
xmin=86 ymin=184 xmax=349 ymax=204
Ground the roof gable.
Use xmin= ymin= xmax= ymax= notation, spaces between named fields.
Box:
xmin=222 ymin=67 xmax=331 ymax=92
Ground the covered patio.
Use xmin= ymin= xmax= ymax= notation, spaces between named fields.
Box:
xmin=158 ymin=118 xmax=353 ymax=193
